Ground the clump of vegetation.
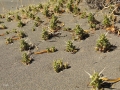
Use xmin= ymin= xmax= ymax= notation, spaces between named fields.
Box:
xmin=20 ymin=39 xmax=30 ymax=51
xmin=43 ymin=5 xmax=50 ymax=17
xmin=38 ymin=3 xmax=43 ymax=9
xmin=42 ymin=28 xmax=51 ymax=40
xmin=15 ymin=14 xmax=21 ymax=21
xmin=88 ymin=13 xmax=98 ymax=30
xmin=80 ymin=12 xmax=87 ymax=18
xmin=21 ymin=52 xmax=31 ymax=65
xmin=28 ymin=13 xmax=35 ymax=20
xmin=73 ymin=5 xmax=80 ymax=15
xmin=53 ymin=59 xmax=69 ymax=73
xmin=67 ymin=0 xmax=74 ymax=12
xmin=5 ymin=38 xmax=13 ymax=44
xmin=65 ymin=40 xmax=78 ymax=53
xmin=103 ymin=15 xmax=111 ymax=28
xmin=95 ymin=34 xmax=112 ymax=52
xmin=73 ymin=25 xmax=88 ymax=40
xmin=50 ymin=15 xmax=58 ymax=30
xmin=47 ymin=47 xmax=57 ymax=53
xmin=54 ymin=5 xmax=60 ymax=13
xmin=17 ymin=21 xmax=25 ymax=28
xmin=34 ymin=47 xmax=57 ymax=54
xmin=6 ymin=16 xmax=13 ymax=22
xmin=88 ymin=13 xmax=95 ymax=23
xmin=17 ymin=31 xmax=27 ymax=38
xmin=34 ymin=21 xmax=39 ymax=27
xmin=0 ymin=24 xmax=7 ymax=29
xmin=85 ymin=70 xmax=104 ymax=90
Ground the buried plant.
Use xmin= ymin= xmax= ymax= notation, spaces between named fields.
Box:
xmin=73 ymin=25 xmax=89 ymax=40
xmin=95 ymin=34 xmax=112 ymax=52
xmin=21 ymin=52 xmax=32 ymax=65
xmin=53 ymin=59 xmax=70 ymax=73
xmin=34 ymin=46 xmax=57 ymax=54
xmin=65 ymin=40 xmax=78 ymax=54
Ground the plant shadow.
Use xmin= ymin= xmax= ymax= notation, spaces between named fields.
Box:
xmin=100 ymin=82 xmax=116 ymax=90
xmin=109 ymin=45 xmax=117 ymax=52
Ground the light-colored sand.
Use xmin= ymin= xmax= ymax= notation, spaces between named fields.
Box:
xmin=0 ymin=0 xmax=120 ymax=90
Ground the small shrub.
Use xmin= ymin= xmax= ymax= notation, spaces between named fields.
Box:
xmin=42 ymin=29 xmax=51 ymax=40
xmin=88 ymin=13 xmax=95 ymax=23
xmin=65 ymin=40 xmax=78 ymax=53
xmin=17 ymin=21 xmax=25 ymax=28
xmin=95 ymin=34 xmax=111 ymax=52
xmin=0 ymin=24 xmax=7 ymax=29
xmin=103 ymin=15 xmax=111 ymax=28
xmin=20 ymin=39 xmax=30 ymax=51
xmin=46 ymin=47 xmax=57 ymax=53
xmin=73 ymin=25 xmax=88 ymax=40
xmin=53 ymin=59 xmax=69 ymax=73
xmin=86 ymin=71 xmax=104 ymax=90
xmin=21 ymin=53 xmax=31 ymax=65
xmin=43 ymin=5 xmax=50 ymax=17
xmin=50 ymin=15 xmax=58 ymax=30
xmin=6 ymin=38 xmax=13 ymax=44
xmin=17 ymin=31 xmax=27 ymax=38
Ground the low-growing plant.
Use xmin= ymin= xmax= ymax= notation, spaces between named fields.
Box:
xmin=6 ymin=16 xmax=12 ymax=22
xmin=35 ymin=16 xmax=41 ymax=22
xmin=54 ymin=5 xmax=60 ymax=13
xmin=103 ymin=15 xmax=111 ymax=28
xmin=73 ymin=25 xmax=88 ymax=40
xmin=17 ymin=21 xmax=25 ymax=27
xmin=73 ymin=5 xmax=80 ymax=15
xmin=85 ymin=70 xmax=104 ymax=90
xmin=15 ymin=14 xmax=21 ymax=21
xmin=38 ymin=3 xmax=43 ymax=9
xmin=88 ymin=13 xmax=95 ymax=23
xmin=65 ymin=40 xmax=78 ymax=53
xmin=20 ymin=39 xmax=30 ymax=51
xmin=43 ymin=5 xmax=50 ymax=17
xmin=34 ymin=46 xmax=57 ymax=54
xmin=17 ymin=31 xmax=27 ymax=38
xmin=21 ymin=52 xmax=31 ymax=65
xmin=42 ymin=28 xmax=51 ymax=40
xmin=0 ymin=24 xmax=7 ymax=29
xmin=86 ymin=69 xmax=120 ymax=90
xmin=50 ymin=15 xmax=58 ymax=30
xmin=53 ymin=59 xmax=69 ymax=73
xmin=34 ymin=21 xmax=39 ymax=27
xmin=28 ymin=13 xmax=35 ymax=20
xmin=95 ymin=34 xmax=112 ymax=52
xmin=5 ymin=37 xmax=13 ymax=44
xmin=80 ymin=12 xmax=87 ymax=18
xmin=46 ymin=47 xmax=57 ymax=53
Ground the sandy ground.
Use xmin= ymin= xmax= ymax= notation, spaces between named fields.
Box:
xmin=0 ymin=0 xmax=120 ymax=90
